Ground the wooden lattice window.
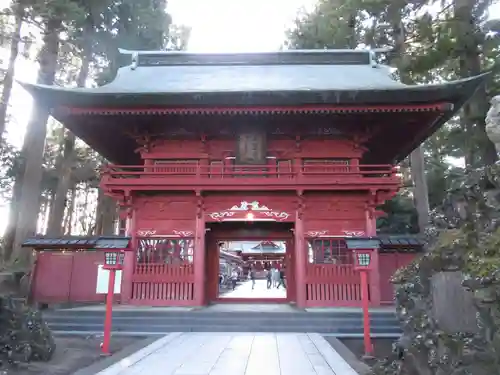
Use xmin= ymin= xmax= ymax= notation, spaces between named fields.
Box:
xmin=303 ymin=159 xmax=350 ymax=173
xmin=137 ymin=238 xmax=194 ymax=264
xmin=307 ymin=238 xmax=353 ymax=265
xmin=154 ymin=160 xmax=198 ymax=174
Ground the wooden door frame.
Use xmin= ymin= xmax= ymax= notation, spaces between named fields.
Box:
xmin=205 ymin=224 xmax=294 ymax=304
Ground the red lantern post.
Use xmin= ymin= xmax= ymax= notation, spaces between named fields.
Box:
xmin=101 ymin=249 xmax=125 ymax=356
xmin=353 ymin=248 xmax=375 ymax=357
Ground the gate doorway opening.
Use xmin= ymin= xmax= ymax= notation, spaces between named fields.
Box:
xmin=205 ymin=221 xmax=295 ymax=304
xmin=218 ymin=240 xmax=287 ymax=300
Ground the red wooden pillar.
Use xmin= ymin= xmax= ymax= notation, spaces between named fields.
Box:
xmin=294 ymin=197 xmax=307 ymax=308
xmin=350 ymin=158 xmax=359 ymax=173
xmin=144 ymin=158 xmax=153 ymax=172
xmin=121 ymin=208 xmax=136 ymax=304
xmin=194 ymin=196 xmax=206 ymax=306
xmin=365 ymin=207 xmax=381 ymax=306
xmin=285 ymin=238 xmax=296 ymax=303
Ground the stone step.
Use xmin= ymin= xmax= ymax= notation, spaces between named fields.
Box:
xmin=44 ymin=317 xmax=399 ymax=328
xmin=43 ymin=309 xmax=396 ymax=319
xmin=42 ymin=308 xmax=401 ymax=336
xmin=46 ymin=322 xmax=402 ymax=335
xmin=43 ymin=314 xmax=396 ymax=323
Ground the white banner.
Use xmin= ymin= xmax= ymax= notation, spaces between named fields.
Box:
xmin=95 ymin=265 xmax=122 ymax=294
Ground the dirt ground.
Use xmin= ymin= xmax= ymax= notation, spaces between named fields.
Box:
xmin=1 ymin=335 xmax=146 ymax=375
xmin=339 ymin=338 xmax=396 ymax=359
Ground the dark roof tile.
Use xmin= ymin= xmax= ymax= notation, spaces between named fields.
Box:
xmin=22 ymin=236 xmax=131 ymax=250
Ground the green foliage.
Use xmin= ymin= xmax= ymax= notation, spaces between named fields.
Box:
xmin=378 ymin=163 xmax=500 ymax=374
xmin=92 ymin=0 xmax=175 ymax=85
xmin=0 ymin=139 xmax=21 ymax=201
xmin=465 ymin=228 xmax=500 ymax=277
xmin=376 ymin=192 xmax=419 ymax=234
xmin=0 ymin=296 xmax=55 ymax=365
xmin=286 ymin=0 xmax=500 ymax=233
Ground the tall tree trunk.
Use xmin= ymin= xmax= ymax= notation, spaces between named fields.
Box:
xmin=46 ymin=16 xmax=92 ymax=236
xmin=101 ymin=198 xmax=118 ymax=235
xmin=46 ymin=132 xmax=75 ymax=235
xmin=388 ymin=5 xmax=430 ymax=233
xmin=37 ymin=196 xmax=47 ymax=234
xmin=95 ymin=188 xmax=117 ymax=235
xmin=10 ymin=18 xmax=61 ymax=269
xmin=64 ymin=186 xmax=76 ymax=234
xmin=0 ymin=0 xmax=24 ymax=136
xmin=2 ymin=170 xmax=22 ymax=261
xmin=410 ymin=147 xmax=430 ymax=231
xmin=455 ymin=0 xmax=497 ymax=166
xmin=1 ymin=2 xmax=26 ymax=261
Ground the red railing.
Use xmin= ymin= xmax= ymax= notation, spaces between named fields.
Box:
xmin=101 ymin=163 xmax=399 ymax=181
xmin=305 ymin=264 xmax=363 ymax=307
xmin=130 ymin=237 xmax=196 ymax=306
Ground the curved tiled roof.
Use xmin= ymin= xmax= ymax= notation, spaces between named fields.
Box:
xmin=17 ymin=49 xmax=488 ymax=165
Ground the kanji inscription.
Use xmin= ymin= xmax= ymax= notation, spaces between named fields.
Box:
xmin=236 ymin=132 xmax=267 ymax=165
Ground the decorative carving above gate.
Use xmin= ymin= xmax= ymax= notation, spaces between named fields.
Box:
xmin=208 ymin=200 xmax=291 ymax=222
xmin=343 ymin=230 xmax=365 ymax=237
xmin=305 ymin=230 xmax=366 ymax=238
xmin=137 ymin=229 xmax=157 ymax=237
xmin=136 ymin=229 xmax=194 ymax=237
xmin=306 ymin=230 xmax=329 ymax=237
xmin=230 ymin=201 xmax=269 ymax=211
xmin=173 ymin=230 xmax=195 ymax=237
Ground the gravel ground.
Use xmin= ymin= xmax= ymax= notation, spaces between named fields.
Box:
xmin=2 ymin=335 xmax=146 ymax=375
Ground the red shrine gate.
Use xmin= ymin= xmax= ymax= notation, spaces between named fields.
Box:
xmin=20 ymin=49 xmax=481 ymax=308
xmin=115 ymin=194 xmax=389 ymax=308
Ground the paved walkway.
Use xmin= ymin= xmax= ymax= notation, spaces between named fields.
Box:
xmin=221 ymin=279 xmax=287 ymax=299
xmin=97 ymin=333 xmax=359 ymax=375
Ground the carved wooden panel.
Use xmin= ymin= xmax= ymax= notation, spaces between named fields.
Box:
xmin=135 ymin=219 xmax=195 ymax=237
xmin=149 ymin=139 xmax=202 ymax=154
xmin=303 ymin=194 xmax=366 ymax=220
xmin=140 ymin=137 xmax=363 ymax=162
xmin=299 ymin=139 xmax=361 ymax=158
xmin=207 ymin=140 xmax=235 ymax=159
xmin=304 ymin=220 xmax=366 ymax=236
xmin=135 ymin=197 xmax=196 ymax=220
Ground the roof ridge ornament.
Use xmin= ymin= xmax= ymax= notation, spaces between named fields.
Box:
xmin=231 ymin=201 xmax=269 ymax=211
xmin=364 ymin=47 xmax=392 ymax=68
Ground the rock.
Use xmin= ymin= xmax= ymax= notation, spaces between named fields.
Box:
xmin=371 ymin=164 xmax=500 ymax=374
xmin=486 ymin=95 xmax=500 ymax=154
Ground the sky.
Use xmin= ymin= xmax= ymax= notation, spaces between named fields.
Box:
xmin=167 ymin=0 xmax=316 ymax=52
xmin=0 ymin=0 xmax=499 ymax=234
xmin=0 ymin=0 xmax=317 ymax=234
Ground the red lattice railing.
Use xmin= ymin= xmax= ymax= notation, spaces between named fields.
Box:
xmin=305 ymin=264 xmax=363 ymax=307
xmin=102 ymin=163 xmax=397 ymax=179
xmin=130 ymin=238 xmax=195 ymax=305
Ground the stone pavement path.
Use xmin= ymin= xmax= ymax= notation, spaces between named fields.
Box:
xmin=221 ymin=279 xmax=287 ymax=299
xmin=97 ymin=332 xmax=359 ymax=375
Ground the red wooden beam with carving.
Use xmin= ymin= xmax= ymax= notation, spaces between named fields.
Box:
xmin=59 ymin=102 xmax=451 ymax=116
